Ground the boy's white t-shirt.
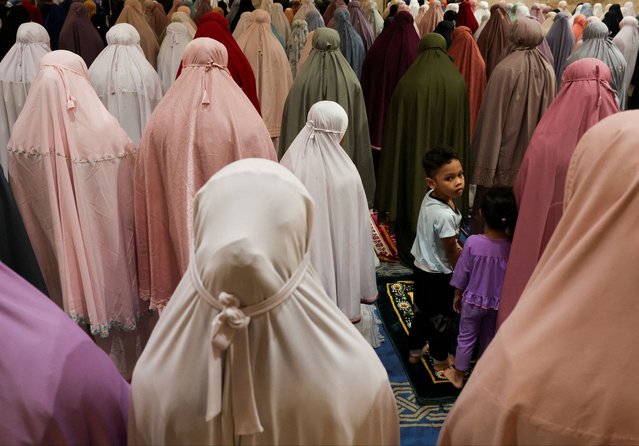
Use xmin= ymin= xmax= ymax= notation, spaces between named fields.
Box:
xmin=411 ymin=189 xmax=461 ymax=274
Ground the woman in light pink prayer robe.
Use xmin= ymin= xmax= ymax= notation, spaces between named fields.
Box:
xmin=439 ymin=108 xmax=639 ymax=446
xmin=8 ymin=50 xmax=140 ymax=341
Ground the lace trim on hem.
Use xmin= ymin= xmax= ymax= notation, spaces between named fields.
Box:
xmin=139 ymin=292 xmax=168 ymax=312
xmin=8 ymin=146 xmax=135 ymax=165
xmin=70 ymin=313 xmax=141 ymax=338
xmin=371 ymin=306 xmax=385 ymax=348
xmin=471 ymin=166 xmax=496 ymax=187
xmin=361 ymin=291 xmax=379 ymax=304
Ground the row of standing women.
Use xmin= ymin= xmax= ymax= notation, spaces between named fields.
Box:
xmin=2 ymin=0 xmax=639 ymax=443
xmin=0 ymin=0 xmax=635 ymax=379
xmin=0 ymin=32 xmax=401 ymax=446
xmin=0 ymin=3 xmax=400 ymax=445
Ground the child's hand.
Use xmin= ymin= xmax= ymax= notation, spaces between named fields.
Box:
xmin=453 ymin=292 xmax=462 ymax=314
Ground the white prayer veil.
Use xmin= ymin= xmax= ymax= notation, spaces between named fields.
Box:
xmin=129 ymin=158 xmax=399 ymax=445
xmin=0 ymin=22 xmax=50 ymax=178
xmin=516 ymin=3 xmax=530 ymax=18
xmin=612 ymin=15 xmax=639 ymax=109
xmin=474 ymin=1 xmax=490 ymax=37
xmin=157 ymin=22 xmax=191 ymax=93
xmin=593 ymin=2 xmax=603 ymax=17
xmin=409 ymin=0 xmax=419 ymax=17
xmin=88 ymin=23 xmax=163 ymax=145
xmin=280 ymin=101 xmax=377 ymax=323
xmin=623 ymin=0 xmax=636 ymax=16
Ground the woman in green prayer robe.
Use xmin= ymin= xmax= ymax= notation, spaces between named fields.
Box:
xmin=375 ymin=32 xmax=470 ymax=264
xmin=278 ymin=27 xmax=376 ymax=205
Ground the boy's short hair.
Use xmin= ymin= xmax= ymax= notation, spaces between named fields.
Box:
xmin=421 ymin=146 xmax=460 ymax=178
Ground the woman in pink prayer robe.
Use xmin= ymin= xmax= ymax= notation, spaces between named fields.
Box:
xmin=0 ymin=262 xmax=129 ymax=446
xmin=134 ymin=37 xmax=276 ymax=311
xmin=8 ymin=50 xmax=140 ymax=341
xmin=497 ymin=57 xmax=619 ymax=327
xmin=439 ymin=108 xmax=639 ymax=446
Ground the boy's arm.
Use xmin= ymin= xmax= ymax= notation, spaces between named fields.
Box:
xmin=441 ymin=236 xmax=461 ymax=269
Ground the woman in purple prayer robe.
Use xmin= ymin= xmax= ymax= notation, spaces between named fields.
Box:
xmin=0 ymin=262 xmax=129 ymax=445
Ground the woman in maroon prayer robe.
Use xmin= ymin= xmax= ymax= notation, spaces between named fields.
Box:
xmin=360 ymin=10 xmax=418 ymax=168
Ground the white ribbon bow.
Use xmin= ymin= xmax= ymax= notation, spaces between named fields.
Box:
xmin=189 ymin=250 xmax=310 ymax=436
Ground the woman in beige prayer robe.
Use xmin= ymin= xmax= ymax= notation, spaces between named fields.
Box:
xmin=236 ymin=9 xmax=292 ymax=146
xmin=471 ymin=18 xmax=555 ymax=188
xmin=116 ymin=0 xmax=160 ymax=67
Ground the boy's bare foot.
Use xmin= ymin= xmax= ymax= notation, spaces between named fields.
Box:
xmin=408 ymin=344 xmax=430 ymax=364
xmin=443 ymin=366 xmax=465 ymax=389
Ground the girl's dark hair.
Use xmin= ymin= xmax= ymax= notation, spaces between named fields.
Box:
xmin=480 ymin=187 xmax=517 ymax=235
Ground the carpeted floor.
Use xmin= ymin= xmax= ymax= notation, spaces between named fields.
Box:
xmin=373 ymin=304 xmax=452 ymax=445
xmin=373 ymin=261 xmax=455 ymax=445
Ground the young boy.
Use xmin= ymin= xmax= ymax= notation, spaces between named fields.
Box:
xmin=408 ymin=146 xmax=464 ymax=371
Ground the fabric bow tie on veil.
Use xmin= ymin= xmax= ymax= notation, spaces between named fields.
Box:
xmin=42 ymin=64 xmax=77 ymax=110
xmin=188 ymin=250 xmax=311 ymax=436
xmin=305 ymin=119 xmax=342 ymax=141
xmin=185 ymin=61 xmax=230 ymax=105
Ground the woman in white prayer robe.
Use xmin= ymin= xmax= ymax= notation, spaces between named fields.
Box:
xmin=280 ymin=101 xmax=377 ymax=323
xmin=88 ymin=23 xmax=163 ymax=145
xmin=157 ymin=22 xmax=191 ymax=93
xmin=0 ymin=22 xmax=50 ymax=178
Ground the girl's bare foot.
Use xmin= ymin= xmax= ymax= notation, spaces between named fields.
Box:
xmin=443 ymin=367 xmax=465 ymax=389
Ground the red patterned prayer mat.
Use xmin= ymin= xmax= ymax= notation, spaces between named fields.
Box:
xmin=370 ymin=211 xmax=399 ymax=262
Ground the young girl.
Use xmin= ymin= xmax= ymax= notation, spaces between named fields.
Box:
xmin=444 ymin=187 xmax=517 ymax=388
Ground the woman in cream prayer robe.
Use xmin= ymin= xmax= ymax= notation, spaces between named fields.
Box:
xmin=129 ymin=158 xmax=400 ymax=445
